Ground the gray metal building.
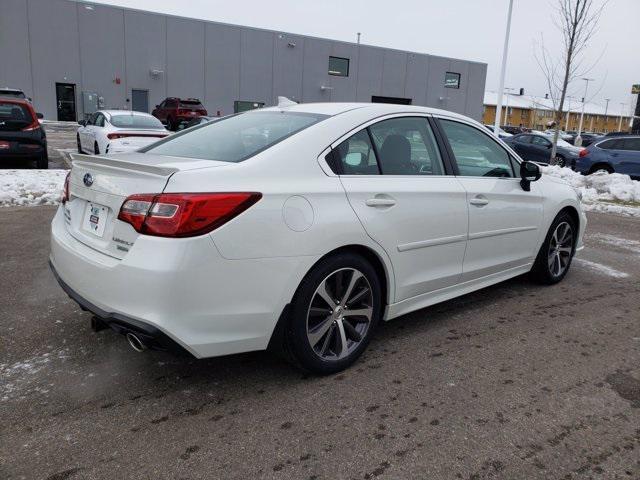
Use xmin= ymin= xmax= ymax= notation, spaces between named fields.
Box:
xmin=0 ymin=0 xmax=487 ymax=121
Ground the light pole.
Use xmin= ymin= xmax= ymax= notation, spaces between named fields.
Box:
xmin=575 ymin=77 xmax=594 ymax=146
xmin=603 ymin=98 xmax=610 ymax=132
xmin=493 ymin=0 xmax=514 ymax=136
xmin=618 ymin=103 xmax=626 ymax=131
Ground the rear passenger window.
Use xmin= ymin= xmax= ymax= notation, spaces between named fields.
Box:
xmin=369 ymin=117 xmax=444 ymax=175
xmin=621 ymin=138 xmax=640 ymax=151
xmin=439 ymin=120 xmax=514 ymax=178
xmin=331 ymin=129 xmax=380 ymax=175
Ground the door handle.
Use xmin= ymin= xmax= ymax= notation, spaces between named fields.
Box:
xmin=469 ymin=197 xmax=489 ymax=206
xmin=366 ymin=198 xmax=396 ymax=207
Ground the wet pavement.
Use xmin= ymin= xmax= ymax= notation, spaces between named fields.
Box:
xmin=0 ymin=207 xmax=638 ymax=479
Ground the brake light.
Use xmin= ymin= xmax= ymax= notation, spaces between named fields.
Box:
xmin=61 ymin=172 xmax=71 ymax=204
xmin=579 ymin=148 xmax=588 ymax=158
xmin=118 ymin=192 xmax=262 ymax=237
xmin=22 ymin=102 xmax=40 ymax=131
xmin=107 ymin=133 xmax=167 ymax=140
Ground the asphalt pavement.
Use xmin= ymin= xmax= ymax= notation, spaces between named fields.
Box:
xmin=0 ymin=206 xmax=639 ymax=480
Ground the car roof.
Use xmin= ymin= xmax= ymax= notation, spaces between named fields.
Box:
xmin=99 ymin=110 xmax=156 ymax=117
xmin=258 ymin=102 xmax=473 ymax=121
xmin=0 ymin=96 xmax=30 ymax=105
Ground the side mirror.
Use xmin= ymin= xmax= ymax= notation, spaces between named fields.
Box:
xmin=520 ymin=161 xmax=541 ymax=191
xmin=36 ymin=112 xmax=43 ymax=119
xmin=78 ymin=120 xmax=86 ymax=126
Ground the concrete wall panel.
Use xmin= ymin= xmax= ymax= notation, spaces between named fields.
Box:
xmin=301 ymin=38 xmax=332 ymax=103
xmin=204 ymin=24 xmax=241 ymax=116
xmin=167 ymin=17 xmax=205 ymax=103
xmin=273 ymin=33 xmax=304 ymax=103
xmin=239 ymin=29 xmax=274 ymax=106
xmin=0 ymin=0 xmax=33 ymax=101
xmin=404 ymin=53 xmax=429 ymax=107
xmin=355 ymin=46 xmax=384 ymax=102
xmin=328 ymin=42 xmax=358 ymax=102
xmin=381 ymin=50 xmax=407 ymax=99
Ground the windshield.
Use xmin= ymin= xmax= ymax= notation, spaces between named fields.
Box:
xmin=0 ymin=101 xmax=34 ymax=131
xmin=142 ymin=111 xmax=327 ymax=162
xmin=110 ymin=114 xmax=165 ymax=129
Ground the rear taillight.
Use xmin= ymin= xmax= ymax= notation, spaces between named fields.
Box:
xmin=107 ymin=133 xmax=167 ymax=140
xmin=61 ymin=172 xmax=71 ymax=204
xmin=579 ymin=148 xmax=588 ymax=158
xmin=118 ymin=192 xmax=262 ymax=238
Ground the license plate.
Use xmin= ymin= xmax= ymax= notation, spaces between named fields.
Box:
xmin=82 ymin=202 xmax=108 ymax=237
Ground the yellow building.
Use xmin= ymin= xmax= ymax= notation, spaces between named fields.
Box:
xmin=483 ymin=92 xmax=631 ymax=133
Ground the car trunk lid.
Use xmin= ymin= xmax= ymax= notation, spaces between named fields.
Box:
xmin=64 ymin=152 xmax=225 ymax=259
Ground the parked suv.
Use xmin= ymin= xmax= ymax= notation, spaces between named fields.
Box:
xmin=152 ymin=98 xmax=207 ymax=131
xmin=0 ymin=97 xmax=47 ymax=168
xmin=0 ymin=87 xmax=27 ymax=100
xmin=573 ymin=136 xmax=640 ymax=179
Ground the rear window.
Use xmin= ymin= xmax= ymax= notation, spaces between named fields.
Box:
xmin=0 ymin=101 xmax=33 ymax=131
xmin=142 ymin=111 xmax=327 ymax=162
xmin=179 ymin=100 xmax=204 ymax=108
xmin=0 ymin=90 xmax=26 ymax=99
xmin=110 ymin=114 xmax=165 ymax=129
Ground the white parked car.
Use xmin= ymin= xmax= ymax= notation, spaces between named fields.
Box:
xmin=51 ymin=102 xmax=586 ymax=374
xmin=77 ymin=110 xmax=170 ymax=155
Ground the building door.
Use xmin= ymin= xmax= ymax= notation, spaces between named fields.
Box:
xmin=371 ymin=96 xmax=412 ymax=105
xmin=55 ymin=83 xmax=76 ymax=121
xmin=132 ymin=89 xmax=149 ymax=113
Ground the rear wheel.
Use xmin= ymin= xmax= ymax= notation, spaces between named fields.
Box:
xmin=36 ymin=151 xmax=48 ymax=169
xmin=168 ymin=117 xmax=177 ymax=131
xmin=554 ymin=155 xmax=566 ymax=167
xmin=530 ymin=212 xmax=576 ymax=284
xmin=285 ymin=253 xmax=381 ymax=374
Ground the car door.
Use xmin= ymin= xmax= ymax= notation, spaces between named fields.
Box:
xmin=87 ymin=113 xmax=105 ymax=153
xmin=614 ymin=138 xmax=640 ymax=178
xmin=436 ymin=118 xmax=544 ymax=282
xmin=530 ymin=135 xmax=552 ymax=163
xmin=79 ymin=113 xmax=95 ymax=151
xmin=331 ymin=115 xmax=468 ymax=302
xmin=509 ymin=134 xmax=533 ymax=160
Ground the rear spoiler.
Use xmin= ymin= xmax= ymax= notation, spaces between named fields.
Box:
xmin=70 ymin=153 xmax=178 ymax=177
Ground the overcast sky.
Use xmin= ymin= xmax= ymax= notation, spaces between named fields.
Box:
xmin=88 ymin=0 xmax=638 ymax=113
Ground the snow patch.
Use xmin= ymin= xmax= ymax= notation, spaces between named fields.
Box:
xmin=589 ymin=233 xmax=640 ymax=255
xmin=0 ymin=350 xmax=69 ymax=402
xmin=542 ymin=166 xmax=640 ymax=216
xmin=0 ymin=169 xmax=66 ymax=207
xmin=574 ymin=258 xmax=630 ymax=278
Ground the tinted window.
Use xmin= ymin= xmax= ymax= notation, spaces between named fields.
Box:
xmin=618 ymin=138 xmax=640 ymax=151
xmin=531 ymin=136 xmax=551 ymax=147
xmin=328 ymin=57 xmax=349 ymax=77
xmin=143 ymin=111 xmax=326 ymax=162
xmin=110 ymin=114 xmax=164 ymax=129
xmin=332 ymin=129 xmax=379 ymax=175
xmin=94 ymin=114 xmax=105 ymax=127
xmin=369 ymin=117 xmax=444 ymax=175
xmin=444 ymin=72 xmax=461 ymax=89
xmin=599 ymin=139 xmax=623 ymax=150
xmin=516 ymin=135 xmax=532 ymax=144
xmin=440 ymin=120 xmax=514 ymax=178
xmin=0 ymin=101 xmax=33 ymax=131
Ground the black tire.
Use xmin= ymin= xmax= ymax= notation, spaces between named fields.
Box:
xmin=530 ymin=211 xmax=577 ymax=285
xmin=285 ymin=253 xmax=382 ymax=375
xmin=554 ymin=155 xmax=566 ymax=167
xmin=94 ymin=141 xmax=99 ymax=155
xmin=77 ymin=135 xmax=82 ymax=153
xmin=168 ymin=117 xmax=177 ymax=131
xmin=36 ymin=151 xmax=48 ymax=169
xmin=588 ymin=163 xmax=613 ymax=175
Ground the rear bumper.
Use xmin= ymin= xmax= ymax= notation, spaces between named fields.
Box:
xmin=49 ymin=206 xmax=317 ymax=358
xmin=49 ymin=261 xmax=192 ymax=355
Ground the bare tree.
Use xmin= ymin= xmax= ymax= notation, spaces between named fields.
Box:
xmin=535 ymin=0 xmax=607 ymax=163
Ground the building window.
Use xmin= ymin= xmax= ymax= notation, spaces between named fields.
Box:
xmin=444 ymin=72 xmax=461 ymax=89
xmin=234 ymin=101 xmax=264 ymax=113
xmin=328 ymin=56 xmax=349 ymax=77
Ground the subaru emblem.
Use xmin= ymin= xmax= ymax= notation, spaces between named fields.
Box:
xmin=83 ymin=173 xmax=93 ymax=187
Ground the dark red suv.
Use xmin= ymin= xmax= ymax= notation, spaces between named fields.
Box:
xmin=0 ymin=96 xmax=47 ymax=168
xmin=151 ymin=98 xmax=207 ymax=131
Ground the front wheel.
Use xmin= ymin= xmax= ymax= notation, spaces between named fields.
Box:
xmin=554 ymin=155 xmax=566 ymax=167
xmin=530 ymin=212 xmax=576 ymax=284
xmin=285 ymin=253 xmax=382 ymax=374
xmin=36 ymin=151 xmax=48 ymax=169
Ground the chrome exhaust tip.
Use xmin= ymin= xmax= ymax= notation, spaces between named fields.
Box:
xmin=126 ymin=332 xmax=147 ymax=352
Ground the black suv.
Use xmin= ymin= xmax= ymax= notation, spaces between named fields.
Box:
xmin=0 ymin=97 xmax=47 ymax=168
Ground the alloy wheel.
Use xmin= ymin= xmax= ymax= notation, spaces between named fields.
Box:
xmin=548 ymin=221 xmax=573 ymax=277
xmin=306 ymin=268 xmax=373 ymax=361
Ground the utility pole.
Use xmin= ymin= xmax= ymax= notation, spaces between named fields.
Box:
xmin=575 ymin=77 xmax=594 ymax=146
xmin=502 ymin=87 xmax=515 ymax=125
xmin=356 ymin=32 xmax=361 ymax=44
xmin=493 ymin=0 xmax=514 ymax=136
xmin=603 ymin=98 xmax=610 ymax=132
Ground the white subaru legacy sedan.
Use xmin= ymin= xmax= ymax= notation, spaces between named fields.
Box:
xmin=51 ymin=102 xmax=586 ymax=374
xmin=77 ymin=110 xmax=170 ymax=155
